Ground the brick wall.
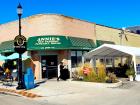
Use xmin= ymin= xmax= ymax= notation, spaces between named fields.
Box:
xmin=0 ymin=14 xmax=96 ymax=43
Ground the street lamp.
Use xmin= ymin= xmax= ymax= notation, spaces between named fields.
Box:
xmin=17 ymin=3 xmax=22 ymax=36
xmin=16 ymin=3 xmax=25 ymax=89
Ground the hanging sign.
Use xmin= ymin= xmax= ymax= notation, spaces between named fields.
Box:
xmin=14 ymin=35 xmax=27 ymax=54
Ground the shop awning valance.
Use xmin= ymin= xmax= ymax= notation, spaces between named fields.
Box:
xmin=68 ymin=37 xmax=95 ymax=50
xmin=0 ymin=40 xmax=14 ymax=53
xmin=27 ymin=35 xmax=95 ymax=50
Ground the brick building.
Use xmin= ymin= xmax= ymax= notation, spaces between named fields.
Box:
xmin=0 ymin=14 xmax=140 ymax=80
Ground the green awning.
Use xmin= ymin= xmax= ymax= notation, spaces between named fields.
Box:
xmin=0 ymin=40 xmax=15 ymax=53
xmin=68 ymin=37 xmax=95 ymax=50
xmin=27 ymin=35 xmax=95 ymax=50
xmin=96 ymin=40 xmax=115 ymax=47
xmin=0 ymin=36 xmax=95 ymax=53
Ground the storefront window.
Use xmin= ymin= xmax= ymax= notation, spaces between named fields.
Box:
xmin=71 ymin=50 xmax=88 ymax=68
xmin=83 ymin=51 xmax=88 ymax=55
xmin=71 ymin=51 xmax=76 ymax=67
xmin=71 ymin=56 xmax=77 ymax=67
xmin=77 ymin=51 xmax=82 ymax=66
xmin=77 ymin=51 xmax=82 ymax=56
xmin=71 ymin=51 xmax=76 ymax=56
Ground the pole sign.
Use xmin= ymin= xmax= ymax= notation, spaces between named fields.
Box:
xmin=14 ymin=35 xmax=27 ymax=54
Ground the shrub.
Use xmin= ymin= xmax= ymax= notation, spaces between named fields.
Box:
xmin=125 ymin=66 xmax=135 ymax=77
xmin=97 ymin=63 xmax=106 ymax=82
xmin=83 ymin=69 xmax=98 ymax=82
xmin=73 ymin=63 xmax=98 ymax=82
xmin=73 ymin=62 xmax=118 ymax=83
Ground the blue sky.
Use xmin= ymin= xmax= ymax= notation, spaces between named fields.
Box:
xmin=0 ymin=0 xmax=140 ymax=28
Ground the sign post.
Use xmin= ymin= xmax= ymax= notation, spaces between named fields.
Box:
xmin=15 ymin=3 xmax=27 ymax=89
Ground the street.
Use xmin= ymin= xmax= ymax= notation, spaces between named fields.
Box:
xmin=0 ymin=92 xmax=52 ymax=105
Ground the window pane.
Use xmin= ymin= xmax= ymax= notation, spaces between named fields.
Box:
xmin=71 ymin=56 xmax=77 ymax=67
xmin=77 ymin=51 xmax=82 ymax=56
xmin=71 ymin=51 xmax=76 ymax=56
xmin=83 ymin=51 xmax=88 ymax=55
xmin=77 ymin=56 xmax=82 ymax=65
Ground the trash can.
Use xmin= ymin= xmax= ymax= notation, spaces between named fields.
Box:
xmin=24 ymin=68 xmax=34 ymax=90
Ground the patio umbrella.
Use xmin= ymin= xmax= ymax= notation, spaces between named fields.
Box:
xmin=6 ymin=53 xmax=19 ymax=60
xmin=6 ymin=53 xmax=31 ymax=60
xmin=0 ymin=54 xmax=7 ymax=61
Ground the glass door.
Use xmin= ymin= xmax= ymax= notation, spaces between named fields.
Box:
xmin=41 ymin=56 xmax=47 ymax=78
xmin=41 ymin=55 xmax=58 ymax=79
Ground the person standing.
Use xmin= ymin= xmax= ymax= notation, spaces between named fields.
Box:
xmin=57 ymin=62 xmax=64 ymax=81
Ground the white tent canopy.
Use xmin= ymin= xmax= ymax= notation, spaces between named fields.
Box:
xmin=84 ymin=44 xmax=140 ymax=81
xmin=84 ymin=44 xmax=140 ymax=59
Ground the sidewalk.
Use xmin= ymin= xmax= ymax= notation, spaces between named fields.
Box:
xmin=1 ymin=78 xmax=140 ymax=105
xmin=0 ymin=78 xmax=124 ymax=98
xmin=0 ymin=81 xmax=43 ymax=98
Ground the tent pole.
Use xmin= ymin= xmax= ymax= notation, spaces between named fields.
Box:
xmin=90 ymin=58 xmax=94 ymax=68
xmin=133 ymin=55 xmax=137 ymax=80
xmin=112 ymin=57 xmax=115 ymax=67
xmin=93 ymin=57 xmax=96 ymax=70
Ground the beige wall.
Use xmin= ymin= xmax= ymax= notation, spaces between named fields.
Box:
xmin=96 ymin=24 xmax=140 ymax=47
xmin=0 ymin=14 xmax=96 ymax=43
xmin=96 ymin=25 xmax=120 ymax=44
xmin=1 ymin=14 xmax=140 ymax=47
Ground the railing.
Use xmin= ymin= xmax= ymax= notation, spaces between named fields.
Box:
xmin=0 ymin=74 xmax=13 ymax=86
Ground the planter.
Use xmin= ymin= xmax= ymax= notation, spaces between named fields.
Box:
xmin=106 ymin=80 xmax=112 ymax=83
xmin=71 ymin=80 xmax=122 ymax=88
xmin=129 ymin=75 xmax=134 ymax=81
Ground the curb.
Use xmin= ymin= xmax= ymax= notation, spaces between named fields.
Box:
xmin=71 ymin=80 xmax=123 ymax=88
xmin=0 ymin=88 xmax=42 ymax=98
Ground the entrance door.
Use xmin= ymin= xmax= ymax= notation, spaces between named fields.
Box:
xmin=41 ymin=55 xmax=58 ymax=79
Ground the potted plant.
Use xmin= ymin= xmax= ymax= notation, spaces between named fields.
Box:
xmin=105 ymin=72 xmax=117 ymax=83
xmin=125 ymin=67 xmax=135 ymax=81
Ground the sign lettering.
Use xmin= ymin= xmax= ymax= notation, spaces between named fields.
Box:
xmin=35 ymin=37 xmax=61 ymax=45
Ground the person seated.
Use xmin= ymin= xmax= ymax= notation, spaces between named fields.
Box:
xmin=4 ymin=68 xmax=13 ymax=80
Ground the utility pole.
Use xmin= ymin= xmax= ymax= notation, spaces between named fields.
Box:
xmin=119 ymin=27 xmax=125 ymax=45
xmin=119 ymin=27 xmax=128 ymax=46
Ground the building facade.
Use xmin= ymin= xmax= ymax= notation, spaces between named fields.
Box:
xmin=0 ymin=14 xmax=140 ymax=80
xmin=127 ymin=26 xmax=140 ymax=34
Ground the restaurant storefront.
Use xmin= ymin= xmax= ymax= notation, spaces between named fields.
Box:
xmin=0 ymin=35 xmax=95 ymax=80
xmin=1 ymin=14 xmax=140 ymax=80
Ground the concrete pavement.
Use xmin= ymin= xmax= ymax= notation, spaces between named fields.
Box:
xmin=1 ymin=78 xmax=140 ymax=105
xmin=33 ymin=79 xmax=140 ymax=105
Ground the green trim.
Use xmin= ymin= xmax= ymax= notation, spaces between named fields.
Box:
xmin=96 ymin=40 xmax=115 ymax=47
xmin=0 ymin=40 xmax=15 ymax=53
